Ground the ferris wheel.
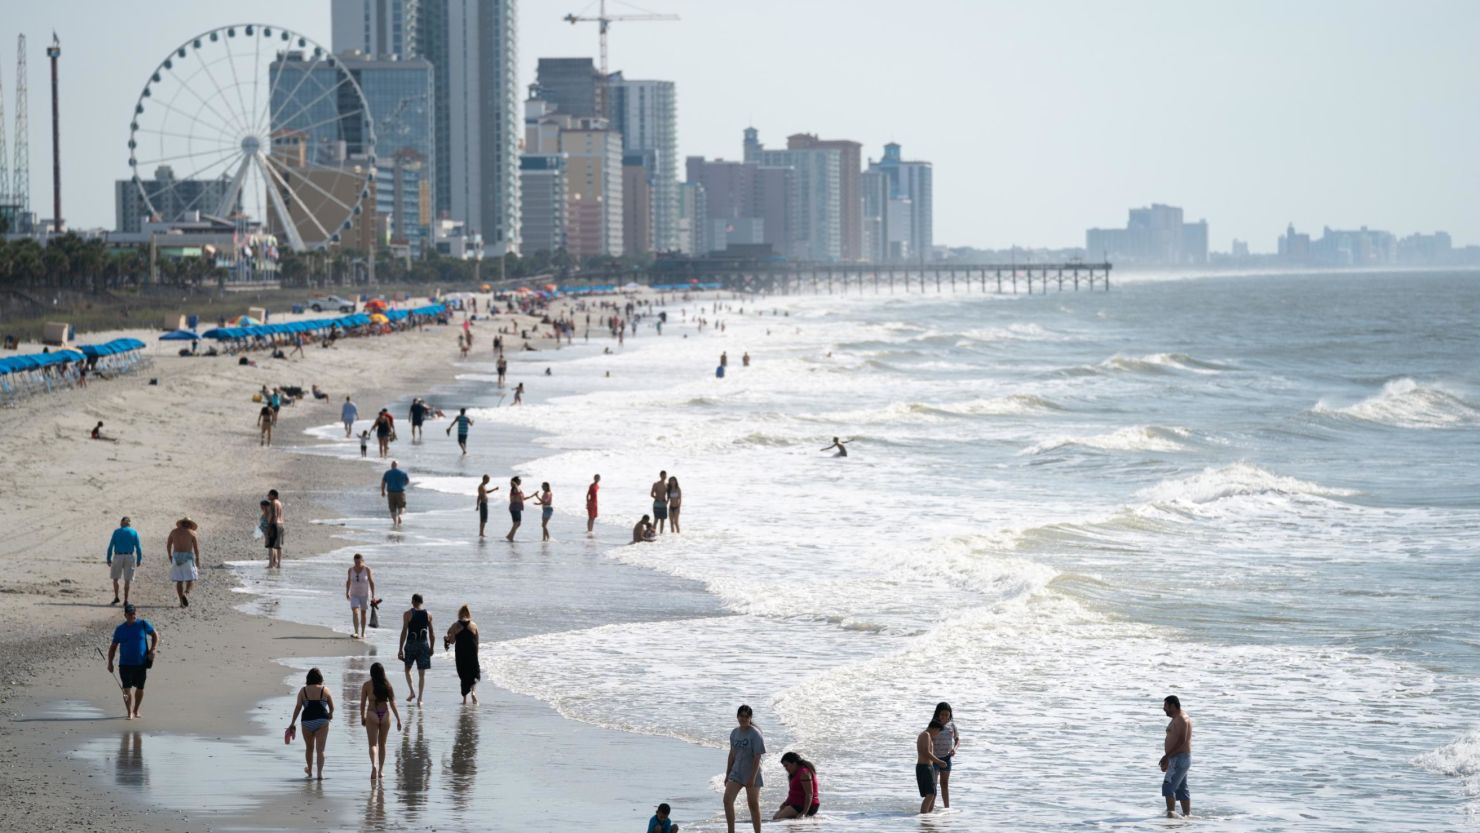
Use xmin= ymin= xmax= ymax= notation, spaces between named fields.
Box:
xmin=127 ymin=24 xmax=376 ymax=252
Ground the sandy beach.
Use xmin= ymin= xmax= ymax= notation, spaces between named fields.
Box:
xmin=0 ymin=298 xmax=608 ymax=831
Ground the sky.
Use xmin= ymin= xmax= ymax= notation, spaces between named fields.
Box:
xmin=2 ymin=0 xmax=1477 ymax=250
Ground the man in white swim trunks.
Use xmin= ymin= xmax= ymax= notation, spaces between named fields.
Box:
xmin=345 ymin=553 xmax=376 ymax=639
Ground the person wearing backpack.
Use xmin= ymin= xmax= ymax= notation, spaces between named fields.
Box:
xmin=398 ymin=594 xmax=434 ymax=707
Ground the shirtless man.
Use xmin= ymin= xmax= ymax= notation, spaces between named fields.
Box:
xmin=1159 ymin=695 xmax=1193 ymax=818
xmin=632 ymin=515 xmax=653 ymax=543
xmin=650 ymin=470 xmax=670 ymax=534
xmin=821 ymin=437 xmax=850 ymax=457
xmin=916 ymin=720 xmax=949 ymax=814
xmin=266 ymin=489 xmax=286 ymax=569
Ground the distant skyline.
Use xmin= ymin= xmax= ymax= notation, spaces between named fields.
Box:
xmin=2 ymin=0 xmax=1477 ymax=249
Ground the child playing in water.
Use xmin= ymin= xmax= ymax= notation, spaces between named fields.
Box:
xmin=359 ymin=430 xmax=369 ymax=458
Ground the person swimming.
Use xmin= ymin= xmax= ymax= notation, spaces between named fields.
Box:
xmin=821 ymin=437 xmax=850 ymax=457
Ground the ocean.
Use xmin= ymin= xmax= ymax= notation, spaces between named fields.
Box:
xmin=237 ymin=270 xmax=1480 ymax=830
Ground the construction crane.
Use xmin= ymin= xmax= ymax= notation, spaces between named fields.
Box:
xmin=563 ymin=0 xmax=678 ymax=76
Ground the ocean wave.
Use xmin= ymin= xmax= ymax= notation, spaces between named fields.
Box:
xmin=1313 ymin=378 xmax=1480 ymax=429
xmin=800 ymin=394 xmax=1066 ymax=425
xmin=1057 ymin=352 xmax=1234 ymax=377
xmin=1025 ymin=424 xmax=1191 ymax=455
xmin=1139 ymin=462 xmax=1359 ymax=507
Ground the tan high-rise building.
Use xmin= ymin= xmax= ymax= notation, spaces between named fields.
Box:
xmin=559 ymin=119 xmax=623 ymax=258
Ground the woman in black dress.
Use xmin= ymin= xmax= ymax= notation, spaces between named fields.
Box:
xmin=444 ymin=604 xmax=481 ymax=704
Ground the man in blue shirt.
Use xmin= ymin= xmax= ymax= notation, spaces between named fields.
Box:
xmin=381 ymin=461 xmax=411 ymax=526
xmin=106 ymin=517 xmax=144 ymax=606
xmin=445 ymin=407 xmax=474 ymax=455
xmin=107 ymin=604 xmax=159 ymax=720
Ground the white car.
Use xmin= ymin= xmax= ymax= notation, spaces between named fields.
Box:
xmin=308 ymin=296 xmax=355 ymax=313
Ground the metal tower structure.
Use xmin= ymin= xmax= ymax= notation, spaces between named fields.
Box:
xmin=46 ymin=32 xmax=59 ymax=229
xmin=13 ymin=33 xmax=29 ymax=216
xmin=0 ymin=42 xmax=9 ymax=208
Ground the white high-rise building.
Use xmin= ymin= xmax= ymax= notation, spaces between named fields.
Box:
xmin=331 ymin=0 xmax=419 ymax=58
xmin=607 ymin=77 xmax=678 ymax=253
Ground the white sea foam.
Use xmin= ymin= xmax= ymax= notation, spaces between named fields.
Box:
xmin=1139 ymin=462 xmax=1359 ymax=508
xmin=1025 ymin=424 xmax=1191 ymax=455
xmin=1058 ymin=352 xmax=1234 ymax=376
xmin=1314 ymin=378 xmax=1480 ymax=429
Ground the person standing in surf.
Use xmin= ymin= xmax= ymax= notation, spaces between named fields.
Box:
xmin=506 ymin=476 xmax=526 ymax=541
xmin=650 ymin=470 xmax=670 ymax=534
xmin=916 ymin=718 xmax=949 ymax=814
xmin=585 ymin=474 xmax=601 ymax=535
xmin=530 ymin=481 xmax=554 ymax=541
xmin=1160 ymin=695 xmax=1193 ymax=818
xmin=476 ymin=475 xmax=497 ymax=538
xmin=666 ymin=476 xmax=683 ymax=533
xmin=821 ymin=437 xmax=850 ymax=457
xmin=933 ymin=702 xmax=960 ymax=808
xmin=723 ymin=704 xmax=766 ymax=833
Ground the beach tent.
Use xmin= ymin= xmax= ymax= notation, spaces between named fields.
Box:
xmin=159 ymin=329 xmax=200 ymax=341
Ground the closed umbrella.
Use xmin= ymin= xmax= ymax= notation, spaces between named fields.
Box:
xmin=159 ymin=329 xmax=200 ymax=341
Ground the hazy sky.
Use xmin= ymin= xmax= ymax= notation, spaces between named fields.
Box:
xmin=4 ymin=0 xmax=1477 ymax=249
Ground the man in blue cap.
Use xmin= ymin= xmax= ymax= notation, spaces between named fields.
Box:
xmin=106 ymin=517 xmax=144 ymax=606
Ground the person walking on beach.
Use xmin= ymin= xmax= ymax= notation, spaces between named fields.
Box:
xmin=373 ymin=409 xmax=394 ymax=458
xmin=821 ymin=437 xmax=850 ymax=457
xmin=585 ymin=474 xmax=600 ymax=534
xmin=346 ymin=554 xmax=375 ymax=639
xmin=360 ymin=430 xmax=369 ymax=457
xmin=773 ymin=751 xmax=820 ymax=820
xmin=382 ymin=461 xmax=410 ymax=526
xmin=106 ymin=516 xmax=144 ymax=606
xmin=650 ymin=470 xmax=670 ymax=534
xmin=476 ymin=475 xmax=498 ymax=538
xmin=106 ymin=603 xmax=158 ymax=721
xmin=723 ymin=704 xmax=766 ymax=833
xmin=531 ymin=481 xmax=554 ymax=541
xmin=265 ymin=489 xmax=285 ymax=569
xmin=360 ymin=662 xmax=402 ymax=781
xmin=287 ymin=667 xmax=335 ymax=779
xmin=342 ymin=396 xmax=359 ymax=437
xmin=933 ymin=702 xmax=960 ymax=808
xmin=666 ymin=476 xmax=683 ymax=534
xmin=410 ymin=398 xmax=428 ymax=442
xmin=916 ymin=718 xmax=949 ymax=814
xmin=258 ymin=402 xmax=274 ymax=446
xmin=398 ymin=594 xmax=434 ymax=707
xmin=513 ymin=382 xmax=525 ymax=405
xmin=165 ymin=517 xmax=200 ymax=608
xmin=506 ymin=477 xmax=526 ymax=541
xmin=447 ymin=408 xmax=474 ymax=455
xmin=1160 ymin=695 xmax=1193 ymax=818
xmin=444 ymin=605 xmax=481 ymax=704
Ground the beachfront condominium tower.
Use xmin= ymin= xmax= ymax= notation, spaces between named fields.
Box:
xmin=415 ymin=0 xmax=521 ymax=255
xmin=559 ymin=119 xmax=624 ymax=258
xmin=608 ymin=76 xmax=679 ymax=253
xmin=867 ymin=142 xmax=933 ymax=263
xmin=535 ymin=58 xmax=607 ymax=119
xmin=750 ymin=128 xmax=843 ymax=262
xmin=786 ymin=133 xmax=862 ymax=261
xmin=331 ymin=0 xmax=419 ymax=59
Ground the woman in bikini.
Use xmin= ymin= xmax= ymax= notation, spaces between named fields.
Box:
xmin=287 ymin=667 xmax=335 ymax=779
xmin=530 ymin=481 xmax=554 ymax=541
xmin=666 ymin=476 xmax=683 ymax=534
xmin=359 ymin=661 xmax=402 ymax=780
